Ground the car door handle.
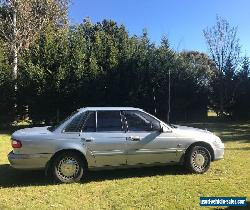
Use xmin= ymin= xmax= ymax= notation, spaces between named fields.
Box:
xmin=81 ymin=137 xmax=94 ymax=142
xmin=127 ymin=136 xmax=141 ymax=141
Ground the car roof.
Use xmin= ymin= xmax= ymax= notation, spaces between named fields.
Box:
xmin=78 ymin=107 xmax=142 ymax=111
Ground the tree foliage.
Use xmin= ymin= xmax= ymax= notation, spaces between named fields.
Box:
xmin=0 ymin=39 xmax=13 ymax=124
xmin=0 ymin=0 xmax=68 ymax=52
xmin=12 ymin=19 xmax=215 ymax=123
xmin=0 ymin=14 xmax=249 ymax=125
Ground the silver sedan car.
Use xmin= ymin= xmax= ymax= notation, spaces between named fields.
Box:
xmin=8 ymin=107 xmax=224 ymax=183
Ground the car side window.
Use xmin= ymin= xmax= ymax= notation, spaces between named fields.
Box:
xmin=82 ymin=111 xmax=96 ymax=132
xmin=64 ymin=112 xmax=87 ymax=132
xmin=97 ymin=111 xmax=122 ymax=132
xmin=123 ymin=111 xmax=161 ymax=132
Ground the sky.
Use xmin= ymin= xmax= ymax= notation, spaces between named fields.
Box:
xmin=69 ymin=0 xmax=250 ymax=56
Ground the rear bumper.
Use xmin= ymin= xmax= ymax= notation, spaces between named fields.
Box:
xmin=8 ymin=151 xmax=52 ymax=169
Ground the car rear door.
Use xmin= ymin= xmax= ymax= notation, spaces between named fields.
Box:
xmin=80 ymin=110 xmax=127 ymax=167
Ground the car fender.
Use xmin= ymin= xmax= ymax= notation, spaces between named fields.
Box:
xmin=53 ymin=142 xmax=96 ymax=167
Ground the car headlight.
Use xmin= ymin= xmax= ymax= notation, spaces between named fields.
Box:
xmin=212 ymin=136 xmax=223 ymax=147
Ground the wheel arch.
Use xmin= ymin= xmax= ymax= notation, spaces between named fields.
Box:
xmin=45 ymin=149 xmax=88 ymax=176
xmin=184 ymin=141 xmax=215 ymax=162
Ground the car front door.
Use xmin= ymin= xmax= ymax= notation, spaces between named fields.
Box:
xmin=80 ymin=110 xmax=127 ymax=168
xmin=123 ymin=110 xmax=180 ymax=165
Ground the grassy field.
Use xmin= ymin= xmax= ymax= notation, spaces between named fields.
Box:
xmin=0 ymin=122 xmax=249 ymax=210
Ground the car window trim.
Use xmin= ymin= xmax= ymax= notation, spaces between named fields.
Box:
xmin=79 ymin=111 xmax=97 ymax=133
xmin=61 ymin=112 xmax=85 ymax=134
xmin=61 ymin=109 xmax=163 ymax=134
xmin=123 ymin=110 xmax=161 ymax=132
xmin=62 ymin=111 xmax=95 ymax=134
xmin=96 ymin=110 xmax=125 ymax=133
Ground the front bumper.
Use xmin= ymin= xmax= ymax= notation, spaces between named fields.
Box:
xmin=8 ymin=151 xmax=52 ymax=169
xmin=213 ymin=146 xmax=225 ymax=160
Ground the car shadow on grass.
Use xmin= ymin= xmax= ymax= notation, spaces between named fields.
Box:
xmin=181 ymin=122 xmax=250 ymax=143
xmin=0 ymin=164 xmax=50 ymax=187
xmin=86 ymin=165 xmax=186 ymax=183
xmin=0 ymin=164 xmax=187 ymax=188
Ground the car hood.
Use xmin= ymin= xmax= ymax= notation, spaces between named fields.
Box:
xmin=12 ymin=126 xmax=51 ymax=137
xmin=172 ymin=125 xmax=216 ymax=140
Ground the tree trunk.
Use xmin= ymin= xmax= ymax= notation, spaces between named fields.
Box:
xmin=219 ymin=74 xmax=224 ymax=117
xmin=56 ymin=108 xmax=60 ymax=123
xmin=167 ymin=68 xmax=171 ymax=123
xmin=13 ymin=45 xmax=18 ymax=85
xmin=13 ymin=4 xmax=17 ymax=81
xmin=13 ymin=6 xmax=18 ymax=117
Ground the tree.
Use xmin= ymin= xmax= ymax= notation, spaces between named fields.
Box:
xmin=151 ymin=36 xmax=174 ymax=122
xmin=1 ymin=16 xmax=226 ymax=124
xmin=18 ymin=26 xmax=69 ymax=123
xmin=0 ymin=0 xmax=69 ymax=115
xmin=232 ymin=56 xmax=250 ymax=119
xmin=0 ymin=38 xmax=13 ymax=125
xmin=203 ymin=16 xmax=241 ymax=116
xmin=240 ymin=56 xmax=250 ymax=80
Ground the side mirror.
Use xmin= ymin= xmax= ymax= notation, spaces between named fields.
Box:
xmin=160 ymin=126 xmax=172 ymax=133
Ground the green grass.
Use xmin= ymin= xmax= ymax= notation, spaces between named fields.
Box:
xmin=0 ymin=123 xmax=249 ymax=210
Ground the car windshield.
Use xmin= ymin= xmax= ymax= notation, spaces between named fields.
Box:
xmin=47 ymin=111 xmax=78 ymax=132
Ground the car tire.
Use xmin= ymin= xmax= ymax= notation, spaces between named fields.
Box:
xmin=185 ymin=145 xmax=211 ymax=174
xmin=52 ymin=152 xmax=86 ymax=183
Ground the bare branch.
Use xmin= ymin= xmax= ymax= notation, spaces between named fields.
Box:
xmin=0 ymin=0 xmax=69 ymax=53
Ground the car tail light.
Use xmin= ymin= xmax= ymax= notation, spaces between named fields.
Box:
xmin=11 ymin=139 xmax=22 ymax=148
